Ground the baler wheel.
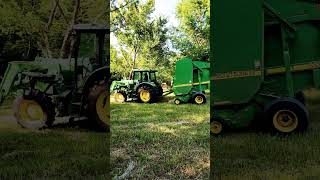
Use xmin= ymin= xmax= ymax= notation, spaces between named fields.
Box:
xmin=13 ymin=91 xmax=55 ymax=129
xmin=114 ymin=91 xmax=126 ymax=103
xmin=88 ymin=84 xmax=110 ymax=132
xmin=265 ymin=98 xmax=308 ymax=135
xmin=194 ymin=94 xmax=206 ymax=105
xmin=211 ymin=121 xmax=223 ymax=135
xmin=174 ymin=99 xmax=181 ymax=105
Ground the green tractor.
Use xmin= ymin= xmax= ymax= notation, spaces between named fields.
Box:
xmin=0 ymin=24 xmax=110 ymax=132
xmin=111 ymin=69 xmax=163 ymax=103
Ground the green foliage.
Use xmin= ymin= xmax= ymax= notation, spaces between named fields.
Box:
xmin=174 ymin=0 xmax=210 ymax=61
xmin=0 ymin=0 xmax=108 ymax=60
xmin=111 ymin=0 xmax=173 ymax=81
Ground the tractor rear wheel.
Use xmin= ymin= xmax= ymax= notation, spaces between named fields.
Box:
xmin=114 ymin=91 xmax=127 ymax=103
xmin=13 ymin=91 xmax=55 ymax=129
xmin=88 ymin=84 xmax=110 ymax=132
xmin=138 ymin=86 xmax=153 ymax=103
xmin=193 ymin=94 xmax=206 ymax=105
xmin=265 ymin=98 xmax=308 ymax=135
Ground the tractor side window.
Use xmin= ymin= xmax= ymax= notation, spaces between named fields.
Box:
xmin=142 ymin=72 xmax=149 ymax=81
xmin=133 ymin=72 xmax=141 ymax=81
xmin=150 ymin=72 xmax=156 ymax=81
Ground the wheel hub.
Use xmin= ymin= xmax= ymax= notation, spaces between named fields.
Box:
xmin=115 ymin=93 xmax=125 ymax=103
xmin=140 ymin=90 xmax=151 ymax=102
xmin=211 ymin=121 xmax=222 ymax=134
xmin=19 ymin=100 xmax=46 ymax=121
xmin=96 ymin=91 xmax=110 ymax=124
xmin=273 ymin=110 xmax=298 ymax=132
xmin=195 ymin=96 xmax=204 ymax=104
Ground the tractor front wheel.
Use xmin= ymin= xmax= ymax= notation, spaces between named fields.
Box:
xmin=88 ymin=84 xmax=110 ymax=132
xmin=265 ymin=98 xmax=308 ymax=135
xmin=13 ymin=91 xmax=55 ymax=129
xmin=114 ymin=91 xmax=127 ymax=103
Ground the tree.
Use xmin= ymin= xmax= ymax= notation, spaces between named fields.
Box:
xmin=111 ymin=0 xmax=172 ymax=80
xmin=173 ymin=0 xmax=210 ymax=61
xmin=0 ymin=0 xmax=109 ymax=60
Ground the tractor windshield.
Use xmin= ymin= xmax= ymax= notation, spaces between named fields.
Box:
xmin=150 ymin=72 xmax=156 ymax=82
xmin=133 ymin=72 xmax=141 ymax=81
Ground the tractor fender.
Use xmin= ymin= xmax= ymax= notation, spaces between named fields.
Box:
xmin=80 ymin=66 xmax=110 ymax=114
xmin=191 ymin=91 xmax=206 ymax=98
xmin=134 ymin=82 xmax=155 ymax=92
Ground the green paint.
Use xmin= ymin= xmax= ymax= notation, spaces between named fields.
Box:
xmin=173 ymin=57 xmax=210 ymax=103
xmin=211 ymin=0 xmax=320 ymax=129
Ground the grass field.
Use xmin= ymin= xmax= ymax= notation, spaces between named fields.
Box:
xmin=0 ymin=105 xmax=110 ymax=179
xmin=211 ymin=90 xmax=320 ymax=179
xmin=111 ymin=96 xmax=210 ymax=179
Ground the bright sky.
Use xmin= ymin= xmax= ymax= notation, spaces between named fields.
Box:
xmin=154 ymin=0 xmax=180 ymax=27
xmin=111 ymin=0 xmax=180 ymax=46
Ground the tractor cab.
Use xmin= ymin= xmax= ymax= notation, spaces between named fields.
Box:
xmin=130 ymin=69 xmax=158 ymax=83
xmin=71 ymin=24 xmax=109 ymax=90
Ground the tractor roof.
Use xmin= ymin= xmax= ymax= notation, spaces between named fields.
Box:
xmin=133 ymin=69 xmax=157 ymax=72
xmin=73 ymin=24 xmax=109 ymax=34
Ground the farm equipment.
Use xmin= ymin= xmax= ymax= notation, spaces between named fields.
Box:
xmin=0 ymin=24 xmax=110 ymax=132
xmin=111 ymin=69 xmax=163 ymax=103
xmin=173 ymin=57 xmax=210 ymax=105
xmin=211 ymin=0 xmax=320 ymax=135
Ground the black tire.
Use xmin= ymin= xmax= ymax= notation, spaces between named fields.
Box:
xmin=114 ymin=91 xmax=127 ymax=103
xmin=295 ymin=91 xmax=306 ymax=105
xmin=87 ymin=83 xmax=110 ymax=132
xmin=137 ymin=85 xmax=154 ymax=103
xmin=264 ymin=98 xmax=308 ymax=135
xmin=13 ymin=90 xmax=55 ymax=129
xmin=193 ymin=93 xmax=206 ymax=105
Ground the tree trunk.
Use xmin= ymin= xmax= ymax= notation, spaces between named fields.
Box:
xmin=128 ymin=47 xmax=137 ymax=79
xmin=60 ymin=0 xmax=80 ymax=58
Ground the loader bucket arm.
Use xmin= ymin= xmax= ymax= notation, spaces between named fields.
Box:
xmin=0 ymin=63 xmax=19 ymax=103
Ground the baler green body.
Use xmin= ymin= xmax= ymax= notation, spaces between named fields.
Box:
xmin=174 ymin=57 xmax=210 ymax=103
xmin=211 ymin=0 xmax=320 ymax=130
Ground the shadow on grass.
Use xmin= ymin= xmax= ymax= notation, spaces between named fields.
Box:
xmin=211 ymin=92 xmax=320 ymax=179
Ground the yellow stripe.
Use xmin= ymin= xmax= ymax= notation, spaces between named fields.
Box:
xmin=266 ymin=62 xmax=320 ymax=75
xmin=173 ymin=81 xmax=210 ymax=88
xmin=212 ymin=70 xmax=262 ymax=80
xmin=211 ymin=61 xmax=320 ymax=80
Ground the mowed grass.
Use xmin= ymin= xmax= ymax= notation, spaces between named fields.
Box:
xmin=0 ymin=106 xmax=110 ymax=179
xmin=111 ymin=96 xmax=210 ymax=179
xmin=211 ymin=89 xmax=320 ymax=179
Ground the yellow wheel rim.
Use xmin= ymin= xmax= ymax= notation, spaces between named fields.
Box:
xmin=115 ymin=93 xmax=125 ymax=103
xmin=211 ymin=121 xmax=222 ymax=134
xmin=18 ymin=100 xmax=46 ymax=121
xmin=175 ymin=99 xmax=180 ymax=105
xmin=195 ymin=96 xmax=204 ymax=104
xmin=96 ymin=91 xmax=110 ymax=125
xmin=273 ymin=110 xmax=298 ymax=133
xmin=140 ymin=90 xmax=151 ymax=102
